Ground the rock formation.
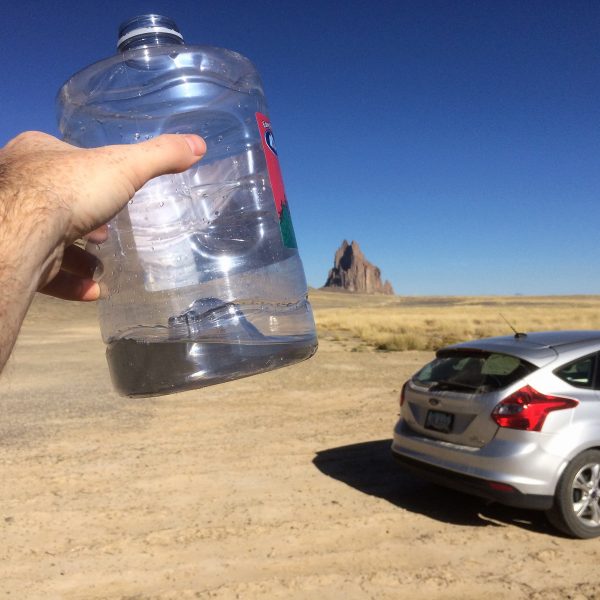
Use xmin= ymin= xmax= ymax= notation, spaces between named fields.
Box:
xmin=323 ymin=240 xmax=394 ymax=295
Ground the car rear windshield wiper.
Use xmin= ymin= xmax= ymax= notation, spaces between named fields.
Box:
xmin=428 ymin=380 xmax=481 ymax=392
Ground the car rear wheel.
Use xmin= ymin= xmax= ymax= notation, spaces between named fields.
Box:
xmin=547 ymin=450 xmax=600 ymax=539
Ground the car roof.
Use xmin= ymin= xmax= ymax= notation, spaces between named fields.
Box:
xmin=442 ymin=330 xmax=600 ymax=367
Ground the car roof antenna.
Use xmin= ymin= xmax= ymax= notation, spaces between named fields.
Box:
xmin=499 ymin=313 xmax=527 ymax=339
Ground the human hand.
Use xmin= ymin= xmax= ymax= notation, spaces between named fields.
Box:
xmin=0 ymin=131 xmax=205 ymax=371
xmin=0 ymin=131 xmax=206 ymax=301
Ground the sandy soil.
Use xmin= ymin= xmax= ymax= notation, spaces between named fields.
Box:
xmin=1 ymin=295 xmax=599 ymax=599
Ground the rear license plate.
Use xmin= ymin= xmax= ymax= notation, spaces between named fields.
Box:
xmin=425 ymin=410 xmax=454 ymax=433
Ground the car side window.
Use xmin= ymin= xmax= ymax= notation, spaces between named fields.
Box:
xmin=555 ymin=354 xmax=597 ymax=389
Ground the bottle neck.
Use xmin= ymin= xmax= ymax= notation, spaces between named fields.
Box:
xmin=117 ymin=14 xmax=184 ymax=52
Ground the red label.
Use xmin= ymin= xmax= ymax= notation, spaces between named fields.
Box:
xmin=256 ymin=112 xmax=297 ymax=248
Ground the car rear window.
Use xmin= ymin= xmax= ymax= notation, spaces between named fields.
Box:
xmin=413 ymin=350 xmax=537 ymax=392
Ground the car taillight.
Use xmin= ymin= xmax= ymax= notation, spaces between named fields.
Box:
xmin=492 ymin=385 xmax=578 ymax=432
xmin=400 ymin=381 xmax=409 ymax=407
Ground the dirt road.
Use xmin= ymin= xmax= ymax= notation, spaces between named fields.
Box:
xmin=1 ymin=296 xmax=598 ymax=599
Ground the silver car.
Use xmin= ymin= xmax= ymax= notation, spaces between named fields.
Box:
xmin=391 ymin=330 xmax=600 ymax=538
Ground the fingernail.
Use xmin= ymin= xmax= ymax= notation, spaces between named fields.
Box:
xmin=183 ymin=134 xmax=206 ymax=157
xmin=94 ymin=259 xmax=104 ymax=279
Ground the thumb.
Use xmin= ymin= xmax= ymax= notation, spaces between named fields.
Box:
xmin=66 ymin=133 xmax=206 ymax=239
xmin=101 ymin=133 xmax=207 ymax=189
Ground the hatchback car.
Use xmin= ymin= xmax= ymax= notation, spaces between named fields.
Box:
xmin=391 ymin=330 xmax=600 ymax=538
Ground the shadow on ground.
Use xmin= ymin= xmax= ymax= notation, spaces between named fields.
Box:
xmin=313 ymin=438 xmax=556 ymax=535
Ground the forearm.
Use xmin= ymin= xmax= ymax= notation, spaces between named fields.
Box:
xmin=0 ymin=187 xmax=66 ymax=371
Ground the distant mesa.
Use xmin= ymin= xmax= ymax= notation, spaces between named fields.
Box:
xmin=323 ymin=240 xmax=394 ymax=295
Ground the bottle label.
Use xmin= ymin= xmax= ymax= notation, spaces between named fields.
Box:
xmin=256 ymin=113 xmax=298 ymax=249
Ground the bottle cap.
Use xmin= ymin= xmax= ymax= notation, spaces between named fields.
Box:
xmin=117 ymin=14 xmax=183 ymax=51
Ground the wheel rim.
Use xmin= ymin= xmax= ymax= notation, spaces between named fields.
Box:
xmin=571 ymin=462 xmax=600 ymax=528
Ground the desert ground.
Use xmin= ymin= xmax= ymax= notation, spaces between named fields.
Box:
xmin=2 ymin=292 xmax=600 ymax=599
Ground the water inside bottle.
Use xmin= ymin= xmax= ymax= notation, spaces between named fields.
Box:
xmin=107 ymin=335 xmax=316 ymax=397
xmin=106 ymin=297 xmax=317 ymax=396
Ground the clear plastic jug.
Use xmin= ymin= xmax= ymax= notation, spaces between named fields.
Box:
xmin=56 ymin=14 xmax=317 ymax=396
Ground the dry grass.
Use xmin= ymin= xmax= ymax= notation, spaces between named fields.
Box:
xmin=309 ymin=289 xmax=600 ymax=351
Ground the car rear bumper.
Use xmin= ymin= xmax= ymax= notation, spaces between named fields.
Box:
xmin=391 ymin=448 xmax=553 ymax=510
xmin=392 ymin=418 xmax=560 ymax=509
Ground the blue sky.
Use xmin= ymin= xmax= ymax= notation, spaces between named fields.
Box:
xmin=1 ymin=1 xmax=599 ymax=295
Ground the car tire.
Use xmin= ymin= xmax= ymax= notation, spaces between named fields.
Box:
xmin=546 ymin=449 xmax=600 ymax=539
